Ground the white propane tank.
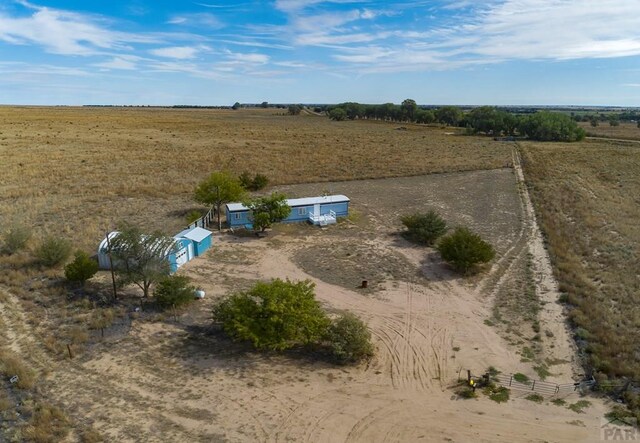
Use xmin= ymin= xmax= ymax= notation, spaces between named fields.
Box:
xmin=195 ymin=289 xmax=205 ymax=300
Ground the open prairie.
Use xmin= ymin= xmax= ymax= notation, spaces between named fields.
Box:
xmin=521 ymin=139 xmax=640 ymax=383
xmin=0 ymin=106 xmax=510 ymax=250
xmin=580 ymin=121 xmax=640 ymax=141
xmin=0 ymin=107 xmax=613 ymax=441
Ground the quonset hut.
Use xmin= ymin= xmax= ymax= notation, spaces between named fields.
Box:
xmin=225 ymin=194 xmax=350 ymax=229
xmin=97 ymin=227 xmax=213 ymax=273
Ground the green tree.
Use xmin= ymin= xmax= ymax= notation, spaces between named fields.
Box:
xmin=401 ymin=98 xmax=418 ymax=122
xmin=213 ymin=279 xmax=330 ymax=351
xmin=609 ymin=115 xmax=620 ymax=127
xmin=400 ymin=211 xmax=448 ymax=246
xmin=246 ymin=192 xmax=291 ymax=233
xmin=231 ymin=102 xmax=241 ymax=110
xmin=324 ymin=312 xmax=374 ymax=364
xmin=109 ymin=224 xmax=177 ymax=298
xmin=520 ymin=111 xmax=586 ymax=142
xmin=328 ymin=108 xmax=347 ymax=121
xmin=36 ymin=235 xmax=72 ymax=267
xmin=260 ymin=101 xmax=269 ymax=108
xmin=1 ymin=224 xmax=31 ymax=255
xmin=288 ymin=104 xmax=302 ymax=115
xmin=435 ymin=106 xmax=463 ymax=126
xmin=154 ymin=275 xmax=196 ymax=310
xmin=64 ymin=250 xmax=98 ymax=287
xmin=589 ymin=116 xmax=599 ymax=127
xmin=194 ymin=171 xmax=246 ymax=230
xmin=437 ymin=227 xmax=495 ymax=274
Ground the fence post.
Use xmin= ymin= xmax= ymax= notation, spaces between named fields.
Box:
xmin=509 ymin=375 xmax=513 ymax=386
xmin=555 ymin=385 xmax=559 ymax=394
xmin=531 ymin=380 xmax=536 ymax=391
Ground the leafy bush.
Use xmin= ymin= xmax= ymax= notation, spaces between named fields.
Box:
xmin=239 ymin=172 xmax=269 ymax=191
xmin=436 ymin=227 xmax=495 ymax=273
xmin=36 ymin=235 xmax=72 ymax=267
xmin=486 ymin=386 xmax=510 ymax=403
xmin=1 ymin=224 xmax=31 ymax=255
xmin=64 ymin=251 xmax=98 ymax=286
xmin=154 ymin=275 xmax=196 ymax=310
xmin=400 ymin=210 xmax=447 ymax=246
xmin=324 ymin=312 xmax=374 ymax=364
xmin=213 ymin=279 xmax=330 ymax=351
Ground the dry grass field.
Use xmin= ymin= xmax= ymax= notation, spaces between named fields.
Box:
xmin=579 ymin=121 xmax=640 ymax=141
xmin=0 ymin=106 xmax=510 ymax=250
xmin=521 ymin=139 xmax=640 ymax=393
xmin=0 ymin=107 xmax=617 ymax=441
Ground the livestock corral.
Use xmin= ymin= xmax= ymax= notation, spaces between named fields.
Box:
xmin=0 ymin=107 xmax=624 ymax=442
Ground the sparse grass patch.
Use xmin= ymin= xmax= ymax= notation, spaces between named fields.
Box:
xmin=23 ymin=403 xmax=70 ymax=443
xmin=534 ymin=364 xmax=551 ymax=380
xmin=485 ymin=386 xmax=510 ymax=403
xmin=0 ymin=350 xmax=36 ymax=389
xmin=513 ymin=373 xmax=530 ymax=384
xmin=568 ymin=400 xmax=591 ymax=414
xmin=552 ymin=398 xmax=567 ymax=406
xmin=525 ymin=394 xmax=544 ymax=403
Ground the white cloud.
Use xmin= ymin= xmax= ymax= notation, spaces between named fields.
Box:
xmin=0 ymin=6 xmax=158 ymax=55
xmin=94 ymin=57 xmax=137 ymax=70
xmin=226 ymin=52 xmax=270 ymax=64
xmin=149 ymin=46 xmax=202 ymax=59
xmin=167 ymin=12 xmax=224 ymax=28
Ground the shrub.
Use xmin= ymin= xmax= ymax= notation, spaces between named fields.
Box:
xmin=23 ymin=403 xmax=71 ymax=443
xmin=64 ymin=251 xmax=98 ymax=286
xmin=239 ymin=172 xmax=269 ymax=191
xmin=487 ymin=386 xmax=510 ymax=403
xmin=436 ymin=227 xmax=495 ymax=273
xmin=400 ymin=210 xmax=447 ymax=246
xmin=35 ymin=236 xmax=72 ymax=267
xmin=213 ymin=279 xmax=330 ymax=351
xmin=324 ymin=312 xmax=374 ymax=364
xmin=1 ymin=224 xmax=31 ymax=254
xmin=154 ymin=275 xmax=196 ymax=310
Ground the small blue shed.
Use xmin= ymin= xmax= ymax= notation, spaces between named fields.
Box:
xmin=98 ymin=231 xmax=192 ymax=274
xmin=174 ymin=227 xmax=213 ymax=257
xmin=226 ymin=195 xmax=350 ymax=228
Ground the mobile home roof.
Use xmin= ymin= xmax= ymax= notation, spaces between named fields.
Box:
xmin=226 ymin=194 xmax=349 ymax=212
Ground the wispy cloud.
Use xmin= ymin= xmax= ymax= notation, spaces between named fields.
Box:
xmin=167 ymin=12 xmax=224 ymax=29
xmin=0 ymin=5 xmax=158 ymax=55
xmin=94 ymin=57 xmax=138 ymax=70
xmin=150 ymin=45 xmax=206 ymax=59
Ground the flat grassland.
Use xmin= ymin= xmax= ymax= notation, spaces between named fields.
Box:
xmin=580 ymin=121 xmax=640 ymax=141
xmin=521 ymin=139 xmax=640 ymax=380
xmin=0 ymin=107 xmax=613 ymax=441
xmin=0 ymin=106 xmax=509 ymax=250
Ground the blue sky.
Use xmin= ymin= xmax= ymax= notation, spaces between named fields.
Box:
xmin=1 ymin=0 xmax=639 ymax=106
